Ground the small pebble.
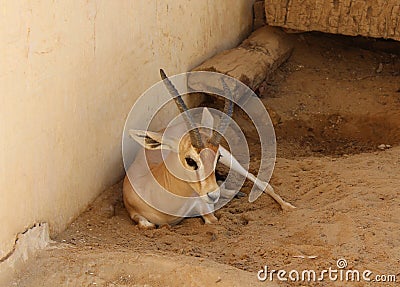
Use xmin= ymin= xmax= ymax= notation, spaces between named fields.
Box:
xmin=378 ymin=144 xmax=386 ymax=150
xmin=376 ymin=62 xmax=383 ymax=73
xmin=378 ymin=144 xmax=392 ymax=150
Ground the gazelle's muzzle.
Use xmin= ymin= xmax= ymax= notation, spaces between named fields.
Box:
xmin=205 ymin=189 xmax=220 ymax=204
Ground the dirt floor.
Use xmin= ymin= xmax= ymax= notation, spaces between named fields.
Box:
xmin=10 ymin=33 xmax=400 ymax=286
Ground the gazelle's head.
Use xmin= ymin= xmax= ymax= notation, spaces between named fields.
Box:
xmin=129 ymin=69 xmax=234 ymax=204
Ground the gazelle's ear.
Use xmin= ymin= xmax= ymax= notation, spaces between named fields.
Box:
xmin=201 ymin=108 xmax=214 ymax=137
xmin=129 ymin=129 xmax=179 ymax=152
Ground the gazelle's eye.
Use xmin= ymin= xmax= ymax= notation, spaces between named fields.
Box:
xmin=185 ymin=157 xmax=198 ymax=170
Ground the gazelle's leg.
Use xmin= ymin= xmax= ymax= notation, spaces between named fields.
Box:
xmin=217 ymin=181 xmax=246 ymax=199
xmin=258 ymin=180 xmax=296 ymax=211
xmin=218 ymin=146 xmax=296 ymax=210
xmin=202 ymin=213 xmax=218 ymax=224
xmin=220 ymin=187 xmax=243 ymax=199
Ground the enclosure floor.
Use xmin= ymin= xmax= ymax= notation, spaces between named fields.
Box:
xmin=11 ymin=33 xmax=400 ymax=287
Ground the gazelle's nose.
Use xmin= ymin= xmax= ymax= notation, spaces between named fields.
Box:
xmin=207 ymin=190 xmax=220 ymax=203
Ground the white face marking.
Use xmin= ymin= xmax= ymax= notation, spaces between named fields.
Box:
xmin=198 ymin=148 xmax=219 ymax=191
xmin=213 ymin=150 xmax=220 ymax=168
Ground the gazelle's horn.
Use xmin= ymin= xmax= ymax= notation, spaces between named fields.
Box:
xmin=160 ymin=69 xmax=204 ymax=149
xmin=209 ymin=78 xmax=234 ymax=146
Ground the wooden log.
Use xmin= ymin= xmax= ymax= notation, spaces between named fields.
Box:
xmin=265 ymin=0 xmax=400 ymax=41
xmin=193 ymin=26 xmax=293 ymax=91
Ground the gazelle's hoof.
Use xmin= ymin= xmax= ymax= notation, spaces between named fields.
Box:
xmin=138 ymin=223 xmax=156 ymax=230
xmin=137 ymin=220 xmax=156 ymax=230
xmin=203 ymin=213 xmax=218 ymax=224
xmin=280 ymin=202 xmax=296 ymax=211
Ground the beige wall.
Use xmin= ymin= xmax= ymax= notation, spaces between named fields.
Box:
xmin=0 ymin=1 xmax=253 ymax=259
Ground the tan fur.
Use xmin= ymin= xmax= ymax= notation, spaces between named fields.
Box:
xmin=123 ymin=132 xmax=221 ymax=229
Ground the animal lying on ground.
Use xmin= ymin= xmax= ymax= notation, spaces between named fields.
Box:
xmin=123 ymin=69 xmax=295 ymax=229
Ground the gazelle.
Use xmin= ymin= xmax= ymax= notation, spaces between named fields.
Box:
xmin=123 ymin=69 xmax=295 ymax=229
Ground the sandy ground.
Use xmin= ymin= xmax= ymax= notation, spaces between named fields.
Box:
xmin=10 ymin=33 xmax=400 ymax=286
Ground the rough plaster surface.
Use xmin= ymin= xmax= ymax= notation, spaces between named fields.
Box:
xmin=0 ymin=0 xmax=253 ymax=263
xmin=0 ymin=223 xmax=51 ymax=284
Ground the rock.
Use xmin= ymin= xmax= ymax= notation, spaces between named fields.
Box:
xmin=376 ymin=63 xmax=383 ymax=73
xmin=265 ymin=0 xmax=400 ymax=41
xmin=378 ymin=144 xmax=386 ymax=150
xmin=378 ymin=144 xmax=392 ymax=150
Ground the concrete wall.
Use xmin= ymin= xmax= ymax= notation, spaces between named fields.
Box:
xmin=0 ymin=0 xmax=253 ymax=260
